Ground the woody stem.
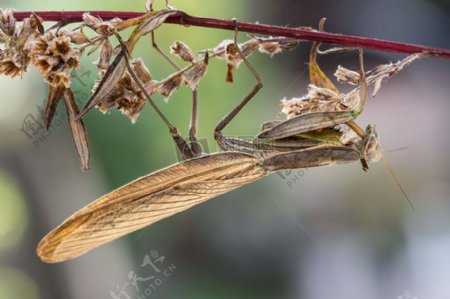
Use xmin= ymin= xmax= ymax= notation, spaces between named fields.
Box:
xmin=13 ymin=10 xmax=450 ymax=60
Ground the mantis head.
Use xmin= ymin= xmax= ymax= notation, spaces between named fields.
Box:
xmin=361 ymin=124 xmax=382 ymax=164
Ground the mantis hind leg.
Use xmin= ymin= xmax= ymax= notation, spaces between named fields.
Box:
xmin=149 ymin=32 xmax=203 ymax=160
xmin=214 ymin=19 xmax=263 ymax=152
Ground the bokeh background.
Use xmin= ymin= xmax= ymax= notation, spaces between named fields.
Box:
xmin=0 ymin=0 xmax=449 ymax=298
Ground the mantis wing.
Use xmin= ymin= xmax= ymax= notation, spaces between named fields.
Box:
xmin=37 ymin=152 xmax=267 ymax=263
xmin=257 ymin=110 xmax=354 ymax=140
xmin=263 ymin=144 xmax=361 ymax=171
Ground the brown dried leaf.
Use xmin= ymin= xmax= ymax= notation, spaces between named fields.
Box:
xmin=93 ymin=58 xmax=154 ymax=123
xmin=158 ymin=72 xmax=185 ymax=101
xmin=127 ymin=10 xmax=177 ymax=51
xmin=64 ymin=88 xmax=90 ymax=171
xmin=44 ymin=84 xmax=65 ymax=130
xmin=78 ymin=50 xmax=127 ymax=118
xmin=309 ymin=43 xmax=339 ymax=93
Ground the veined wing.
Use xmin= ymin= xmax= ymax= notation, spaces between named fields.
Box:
xmin=37 ymin=152 xmax=267 ymax=263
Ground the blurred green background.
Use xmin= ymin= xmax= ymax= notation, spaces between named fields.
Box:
xmin=0 ymin=0 xmax=449 ymax=298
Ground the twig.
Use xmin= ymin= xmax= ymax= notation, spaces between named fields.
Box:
xmin=12 ymin=10 xmax=450 ymax=60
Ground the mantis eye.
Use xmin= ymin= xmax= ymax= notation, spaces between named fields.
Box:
xmin=363 ymin=127 xmax=382 ymax=163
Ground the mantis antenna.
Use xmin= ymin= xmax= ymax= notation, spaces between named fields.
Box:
xmin=382 ymin=153 xmax=415 ymax=211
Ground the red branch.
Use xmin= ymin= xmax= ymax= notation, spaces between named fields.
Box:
xmin=13 ymin=10 xmax=450 ymax=60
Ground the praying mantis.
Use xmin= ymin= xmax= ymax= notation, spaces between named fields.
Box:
xmin=37 ymin=17 xmax=420 ymax=263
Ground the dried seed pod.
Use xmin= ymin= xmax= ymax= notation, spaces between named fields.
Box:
xmin=0 ymin=51 xmax=29 ymax=77
xmin=225 ymin=43 xmax=240 ymax=65
xmin=258 ymin=38 xmax=300 ymax=56
xmin=0 ymin=8 xmax=16 ymax=36
xmin=308 ymin=84 xmax=340 ymax=101
xmin=0 ymin=31 xmax=7 ymax=44
xmin=184 ymin=53 xmax=209 ymax=90
xmin=131 ymin=58 xmax=153 ymax=83
xmin=240 ymin=39 xmax=259 ymax=57
xmin=170 ymin=41 xmax=195 ymax=62
xmin=82 ymin=13 xmax=123 ymax=36
xmin=29 ymin=31 xmax=81 ymax=88
xmin=334 ymin=65 xmax=360 ymax=85
xmin=258 ymin=41 xmax=282 ymax=56
xmin=280 ymin=96 xmax=311 ymax=118
xmin=68 ymin=32 xmax=90 ymax=45
xmin=158 ymin=72 xmax=185 ymax=102
xmin=214 ymin=39 xmax=258 ymax=83
xmin=214 ymin=39 xmax=258 ymax=64
xmin=366 ymin=53 xmax=426 ymax=96
xmin=94 ymin=39 xmax=112 ymax=70
xmin=15 ymin=14 xmax=43 ymax=47
xmin=212 ymin=39 xmax=233 ymax=59
xmin=279 ymin=40 xmax=300 ymax=52
xmin=281 ymin=84 xmax=350 ymax=119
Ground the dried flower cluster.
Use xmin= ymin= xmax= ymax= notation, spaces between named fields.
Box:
xmin=29 ymin=30 xmax=81 ymax=88
xmin=0 ymin=9 xmax=43 ymax=77
xmin=0 ymin=9 xmax=90 ymax=170
xmin=213 ymin=38 xmax=299 ymax=82
xmin=95 ymin=58 xmax=156 ymax=123
xmin=82 ymin=13 xmax=124 ymax=37
xmin=86 ymin=27 xmax=299 ymax=120
xmin=0 ymin=5 xmax=301 ymax=170
xmin=281 ymin=52 xmax=426 ymax=119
